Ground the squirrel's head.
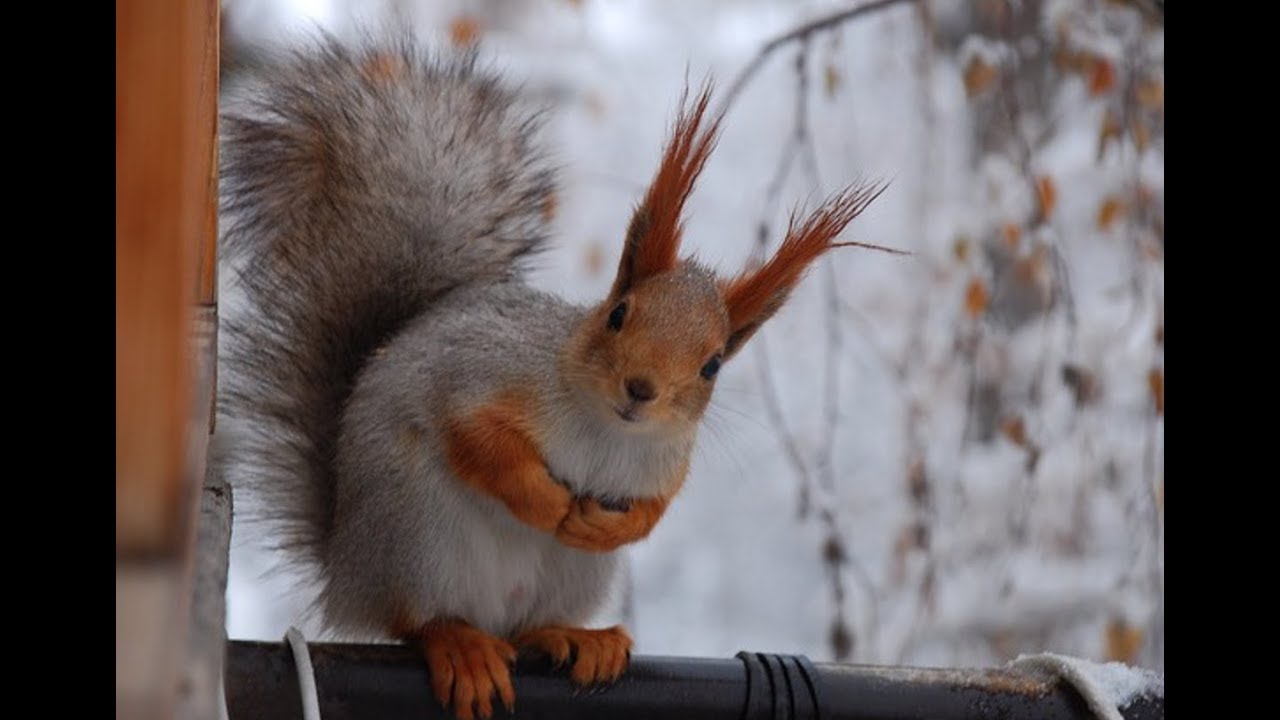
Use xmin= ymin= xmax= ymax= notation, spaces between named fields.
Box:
xmin=563 ymin=84 xmax=885 ymax=436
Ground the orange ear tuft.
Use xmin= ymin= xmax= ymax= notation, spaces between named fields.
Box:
xmin=611 ymin=82 xmax=723 ymax=297
xmin=721 ymin=182 xmax=886 ymax=356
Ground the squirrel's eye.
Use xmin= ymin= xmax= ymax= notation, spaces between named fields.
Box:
xmin=607 ymin=302 xmax=627 ymax=331
xmin=700 ymin=355 xmax=722 ymax=380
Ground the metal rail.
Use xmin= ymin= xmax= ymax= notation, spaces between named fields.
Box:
xmin=225 ymin=640 xmax=1163 ymax=720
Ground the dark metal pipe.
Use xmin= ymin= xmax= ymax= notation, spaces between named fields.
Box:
xmin=225 ymin=641 xmax=1163 ymax=720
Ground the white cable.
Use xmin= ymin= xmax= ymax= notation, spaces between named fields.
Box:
xmin=285 ymin=626 xmax=323 ymax=720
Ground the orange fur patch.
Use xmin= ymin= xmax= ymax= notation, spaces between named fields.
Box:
xmin=554 ymin=459 xmax=687 ymax=552
xmin=418 ymin=619 xmax=517 ymax=720
xmin=514 ymin=625 xmax=633 ymax=686
xmin=445 ymin=394 xmax=573 ymax=533
xmin=721 ymin=182 xmax=885 ymax=337
xmin=623 ymin=83 xmax=723 ymax=284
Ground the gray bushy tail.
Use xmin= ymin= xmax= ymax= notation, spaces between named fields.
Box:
xmin=218 ymin=34 xmax=556 ymax=569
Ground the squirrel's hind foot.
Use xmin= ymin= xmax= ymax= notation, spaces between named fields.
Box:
xmin=416 ymin=619 xmax=517 ymax=720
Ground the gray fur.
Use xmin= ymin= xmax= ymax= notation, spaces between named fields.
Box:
xmin=220 ymin=34 xmax=683 ymax=639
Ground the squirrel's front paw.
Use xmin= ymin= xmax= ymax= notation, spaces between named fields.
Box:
xmin=521 ymin=473 xmax=575 ymax=533
xmin=515 ymin=625 xmax=632 ymax=686
xmin=419 ymin=620 xmax=517 ymax=720
xmin=554 ymin=496 xmax=663 ymax=552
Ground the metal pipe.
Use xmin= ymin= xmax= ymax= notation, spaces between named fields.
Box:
xmin=225 ymin=641 xmax=1163 ymax=720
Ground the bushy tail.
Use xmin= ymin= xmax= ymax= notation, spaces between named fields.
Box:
xmin=218 ymin=34 xmax=555 ymax=568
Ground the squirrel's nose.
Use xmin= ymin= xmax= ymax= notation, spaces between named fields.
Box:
xmin=625 ymin=377 xmax=657 ymax=403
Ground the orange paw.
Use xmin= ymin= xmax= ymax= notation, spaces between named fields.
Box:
xmin=419 ymin=620 xmax=517 ymax=720
xmin=515 ymin=625 xmax=633 ymax=686
xmin=555 ymin=497 xmax=664 ymax=552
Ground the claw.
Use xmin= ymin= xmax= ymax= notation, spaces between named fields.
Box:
xmin=419 ymin=620 xmax=517 ymax=719
xmin=514 ymin=625 xmax=633 ymax=688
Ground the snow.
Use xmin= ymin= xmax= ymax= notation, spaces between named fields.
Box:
xmin=219 ymin=0 xmax=1164 ymax=675
xmin=1010 ymin=652 xmax=1164 ymax=719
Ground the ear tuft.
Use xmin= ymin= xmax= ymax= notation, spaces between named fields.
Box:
xmin=720 ymin=181 xmax=887 ymax=356
xmin=611 ymin=81 xmax=723 ymax=297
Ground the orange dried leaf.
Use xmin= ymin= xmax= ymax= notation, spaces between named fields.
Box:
xmin=1001 ymin=223 xmax=1022 ymax=249
xmin=1097 ymin=196 xmax=1125 ymax=230
xmin=1137 ymin=79 xmax=1164 ymax=111
xmin=1131 ymin=117 xmax=1150 ymax=153
xmin=825 ymin=64 xmax=842 ymax=97
xmin=964 ymin=57 xmax=998 ymax=97
xmin=1148 ymin=368 xmax=1164 ymax=415
xmin=1000 ymin=416 xmax=1028 ymax=447
xmin=449 ymin=16 xmax=482 ymax=47
xmin=1097 ymin=108 xmax=1122 ymax=161
xmin=964 ymin=278 xmax=989 ymax=318
xmin=1105 ymin=620 xmax=1144 ymax=663
xmin=1088 ymin=58 xmax=1116 ymax=96
xmin=1036 ymin=176 xmax=1057 ymax=219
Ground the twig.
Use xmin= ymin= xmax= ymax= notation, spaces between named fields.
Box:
xmin=719 ymin=0 xmax=921 ymax=116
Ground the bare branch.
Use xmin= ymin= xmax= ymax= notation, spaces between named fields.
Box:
xmin=719 ymin=0 xmax=921 ymax=117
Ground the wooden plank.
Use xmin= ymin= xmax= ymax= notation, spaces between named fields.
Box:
xmin=116 ymin=0 xmax=220 ymax=716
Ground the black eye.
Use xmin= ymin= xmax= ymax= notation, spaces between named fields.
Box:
xmin=607 ymin=302 xmax=627 ymax=331
xmin=700 ymin=355 xmax=722 ymax=380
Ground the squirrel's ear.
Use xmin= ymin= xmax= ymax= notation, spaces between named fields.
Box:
xmin=611 ymin=82 xmax=722 ymax=298
xmin=720 ymin=182 xmax=885 ymax=359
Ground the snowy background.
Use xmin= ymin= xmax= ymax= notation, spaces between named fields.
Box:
xmin=219 ymin=0 xmax=1164 ymax=671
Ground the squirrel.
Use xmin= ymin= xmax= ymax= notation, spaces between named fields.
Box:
xmin=219 ymin=34 xmax=882 ymax=720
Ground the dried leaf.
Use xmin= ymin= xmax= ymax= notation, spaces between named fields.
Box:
xmin=1106 ymin=620 xmax=1144 ymax=663
xmin=964 ymin=57 xmax=998 ymax=97
xmin=1155 ymin=323 xmax=1164 ymax=345
xmin=823 ymin=535 xmax=847 ymax=564
xmin=953 ymin=236 xmax=972 ymax=263
xmin=1000 ymin=416 xmax=1028 ymax=447
xmin=1001 ymin=223 xmax=1022 ymax=249
xmin=1148 ymin=368 xmax=1164 ymax=415
xmin=1053 ymin=46 xmax=1086 ymax=73
xmin=1036 ymin=176 xmax=1057 ymax=219
xmin=907 ymin=458 xmax=929 ymax=504
xmin=830 ymin=620 xmax=853 ymax=660
xmin=449 ymin=16 xmax=482 ymax=47
xmin=1137 ymin=78 xmax=1164 ymax=111
xmin=1013 ymin=244 xmax=1050 ymax=288
xmin=1097 ymin=196 xmax=1125 ymax=230
xmin=1061 ymin=364 xmax=1101 ymax=406
xmin=964 ymin=278 xmax=990 ymax=318
xmin=825 ymin=64 xmax=842 ymax=98
xmin=1097 ymin=108 xmax=1122 ymax=162
xmin=1088 ymin=58 xmax=1116 ymax=96
xmin=1130 ymin=117 xmax=1150 ymax=153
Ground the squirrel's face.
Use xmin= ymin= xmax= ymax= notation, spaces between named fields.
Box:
xmin=565 ymin=264 xmax=730 ymax=434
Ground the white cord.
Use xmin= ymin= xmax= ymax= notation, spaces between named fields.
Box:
xmin=285 ymin=626 xmax=323 ymax=720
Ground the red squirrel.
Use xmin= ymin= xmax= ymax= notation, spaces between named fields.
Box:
xmin=220 ymin=34 xmax=883 ymax=720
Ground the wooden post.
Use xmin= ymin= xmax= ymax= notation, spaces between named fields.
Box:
xmin=116 ymin=0 xmax=219 ymax=716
